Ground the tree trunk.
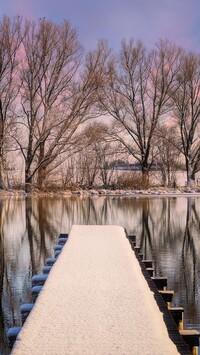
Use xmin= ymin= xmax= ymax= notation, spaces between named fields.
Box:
xmin=0 ymin=158 xmax=4 ymax=189
xmin=191 ymin=171 xmax=196 ymax=186
xmin=163 ymin=171 xmax=167 ymax=187
xmin=37 ymin=166 xmax=46 ymax=190
xmin=25 ymin=175 xmax=32 ymax=193
xmin=186 ymin=155 xmax=195 ymax=187
xmin=37 ymin=143 xmax=46 ymax=190
xmin=141 ymin=162 xmax=150 ymax=188
xmin=0 ymin=100 xmax=5 ymax=189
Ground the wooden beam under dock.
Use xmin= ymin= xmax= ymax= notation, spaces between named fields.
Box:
xmin=180 ymin=330 xmax=200 ymax=354
xmin=170 ymin=307 xmax=184 ymax=329
xmin=152 ymin=276 xmax=168 ymax=290
xmin=142 ymin=260 xmax=153 ymax=268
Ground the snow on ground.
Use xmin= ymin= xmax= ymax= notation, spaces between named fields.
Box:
xmin=13 ymin=225 xmax=180 ymax=355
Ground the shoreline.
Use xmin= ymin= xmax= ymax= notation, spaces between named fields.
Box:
xmin=0 ymin=187 xmax=200 ymax=198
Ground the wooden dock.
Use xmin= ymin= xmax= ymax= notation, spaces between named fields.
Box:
xmin=12 ymin=225 xmax=190 ymax=354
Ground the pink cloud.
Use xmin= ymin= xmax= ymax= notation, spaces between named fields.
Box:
xmin=9 ymin=0 xmax=35 ymax=19
xmin=1 ymin=0 xmax=200 ymax=52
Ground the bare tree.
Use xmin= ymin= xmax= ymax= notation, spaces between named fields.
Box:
xmin=0 ymin=16 xmax=22 ymax=188
xmin=14 ymin=19 xmax=108 ymax=192
xmin=154 ymin=125 xmax=182 ymax=186
xmin=36 ymin=40 xmax=110 ymax=188
xmin=13 ymin=19 xmax=82 ymax=192
xmin=100 ymin=39 xmax=183 ymax=185
xmin=173 ymin=52 xmax=200 ymax=186
xmin=62 ymin=122 xmax=108 ymax=189
xmin=51 ymin=122 xmax=125 ymax=190
xmin=95 ymin=142 xmax=116 ymax=188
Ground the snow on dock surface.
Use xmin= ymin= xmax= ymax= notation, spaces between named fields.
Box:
xmin=12 ymin=225 xmax=180 ymax=355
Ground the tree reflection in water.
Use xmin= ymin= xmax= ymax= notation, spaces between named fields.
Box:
xmin=0 ymin=195 xmax=200 ymax=353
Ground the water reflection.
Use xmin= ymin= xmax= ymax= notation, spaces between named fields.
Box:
xmin=0 ymin=195 xmax=200 ymax=354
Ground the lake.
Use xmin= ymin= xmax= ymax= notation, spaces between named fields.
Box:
xmin=0 ymin=195 xmax=200 ymax=354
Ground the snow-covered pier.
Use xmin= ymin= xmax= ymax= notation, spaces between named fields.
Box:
xmin=12 ymin=225 xmax=189 ymax=354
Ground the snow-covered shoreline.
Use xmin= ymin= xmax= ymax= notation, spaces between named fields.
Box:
xmin=0 ymin=187 xmax=200 ymax=198
xmin=76 ymin=187 xmax=200 ymax=197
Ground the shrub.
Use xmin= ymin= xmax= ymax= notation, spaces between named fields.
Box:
xmin=115 ymin=172 xmax=151 ymax=190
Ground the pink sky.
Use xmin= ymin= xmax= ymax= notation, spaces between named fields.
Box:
xmin=0 ymin=0 xmax=200 ymax=52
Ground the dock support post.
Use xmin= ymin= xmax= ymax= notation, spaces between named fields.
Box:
xmin=151 ymin=277 xmax=167 ymax=290
xmin=32 ymin=285 xmax=43 ymax=302
xmin=134 ymin=246 xmax=140 ymax=253
xmin=128 ymin=235 xmax=136 ymax=244
xmin=20 ymin=304 xmax=34 ymax=324
xmin=7 ymin=327 xmax=22 ymax=349
xmin=32 ymin=274 xmax=48 ymax=287
xmin=146 ymin=268 xmax=154 ymax=277
xmin=159 ymin=290 xmax=174 ymax=308
xmin=169 ymin=307 xmax=184 ymax=330
xmin=42 ymin=265 xmax=52 ymax=274
xmin=142 ymin=260 xmax=153 ymax=268
xmin=180 ymin=330 xmax=200 ymax=355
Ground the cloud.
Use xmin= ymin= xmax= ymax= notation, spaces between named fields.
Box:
xmin=0 ymin=0 xmax=200 ymax=52
xmin=1 ymin=0 xmax=35 ymax=19
xmin=101 ymin=0 xmax=200 ymax=50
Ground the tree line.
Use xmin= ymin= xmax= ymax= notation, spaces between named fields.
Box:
xmin=0 ymin=15 xmax=199 ymax=192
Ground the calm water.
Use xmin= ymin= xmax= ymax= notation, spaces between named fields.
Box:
xmin=0 ymin=195 xmax=200 ymax=354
